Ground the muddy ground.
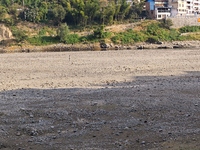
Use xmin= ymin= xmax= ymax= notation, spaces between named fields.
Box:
xmin=0 ymin=49 xmax=200 ymax=150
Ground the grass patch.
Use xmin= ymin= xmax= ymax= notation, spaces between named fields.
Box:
xmin=179 ymin=25 xmax=200 ymax=33
xmin=27 ymin=36 xmax=60 ymax=46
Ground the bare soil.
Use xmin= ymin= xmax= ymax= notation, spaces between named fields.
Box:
xmin=0 ymin=49 xmax=200 ymax=150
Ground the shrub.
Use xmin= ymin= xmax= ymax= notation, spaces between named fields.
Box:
xmin=57 ymin=23 xmax=70 ymax=42
xmin=179 ymin=26 xmax=200 ymax=33
xmin=65 ymin=34 xmax=79 ymax=44
xmin=111 ymin=36 xmax=120 ymax=44
xmin=39 ymin=29 xmax=46 ymax=36
xmin=93 ymin=25 xmax=105 ymax=38
xmin=168 ymin=29 xmax=180 ymax=41
xmin=160 ymin=19 xmax=173 ymax=29
xmin=28 ymin=36 xmax=60 ymax=45
xmin=102 ymin=32 xmax=112 ymax=38
xmin=147 ymin=36 xmax=159 ymax=43
xmin=12 ymin=29 xmax=28 ymax=42
xmin=145 ymin=23 xmax=161 ymax=36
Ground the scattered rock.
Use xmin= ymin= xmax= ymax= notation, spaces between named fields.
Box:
xmin=16 ymin=132 xmax=21 ymax=136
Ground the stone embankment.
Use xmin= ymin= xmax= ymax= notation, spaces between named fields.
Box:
xmin=1 ymin=40 xmax=200 ymax=53
xmin=102 ymin=40 xmax=200 ymax=50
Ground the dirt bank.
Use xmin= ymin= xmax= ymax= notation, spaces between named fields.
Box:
xmin=1 ymin=40 xmax=200 ymax=53
xmin=0 ymin=49 xmax=200 ymax=149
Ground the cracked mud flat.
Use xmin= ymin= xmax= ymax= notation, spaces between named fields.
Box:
xmin=0 ymin=49 xmax=200 ymax=150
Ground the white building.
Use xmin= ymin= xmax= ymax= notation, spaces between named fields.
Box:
xmin=187 ymin=0 xmax=200 ymax=14
xmin=168 ymin=0 xmax=187 ymax=16
xmin=155 ymin=7 xmax=171 ymax=19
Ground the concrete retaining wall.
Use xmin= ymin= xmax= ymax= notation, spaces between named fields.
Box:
xmin=168 ymin=17 xmax=200 ymax=28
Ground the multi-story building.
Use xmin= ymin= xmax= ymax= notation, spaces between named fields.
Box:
xmin=168 ymin=0 xmax=187 ymax=16
xmin=146 ymin=0 xmax=171 ymax=19
xmin=187 ymin=0 xmax=194 ymax=14
xmin=193 ymin=0 xmax=200 ymax=13
xmin=186 ymin=0 xmax=200 ymax=14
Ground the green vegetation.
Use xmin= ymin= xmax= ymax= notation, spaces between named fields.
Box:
xmin=57 ymin=23 xmax=70 ymax=43
xmin=179 ymin=26 xmax=200 ymax=33
xmin=1 ymin=0 xmax=200 ymax=47
xmin=7 ymin=19 xmax=200 ymax=46
xmin=27 ymin=36 xmax=60 ymax=46
xmin=0 ymin=0 xmax=145 ymax=26
xmin=109 ymin=20 xmax=198 ymax=44
xmin=12 ymin=29 xmax=28 ymax=42
xmin=65 ymin=34 xmax=79 ymax=44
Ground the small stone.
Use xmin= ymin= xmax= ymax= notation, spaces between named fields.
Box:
xmin=141 ymin=141 xmax=145 ymax=144
xmin=159 ymin=129 xmax=163 ymax=132
xmin=30 ymin=114 xmax=34 ymax=118
xmin=16 ymin=132 xmax=21 ymax=136
xmin=28 ymin=139 xmax=33 ymax=142
xmin=115 ymin=133 xmax=120 ymax=136
xmin=195 ymin=104 xmax=198 ymax=106
xmin=51 ymin=126 xmax=54 ymax=129
xmin=30 ymin=131 xmax=37 ymax=136
xmin=91 ymin=102 xmax=98 ymax=106
xmin=93 ymin=135 xmax=96 ymax=137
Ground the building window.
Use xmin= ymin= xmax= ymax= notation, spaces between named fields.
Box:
xmin=182 ymin=4 xmax=184 ymax=7
xmin=179 ymin=4 xmax=181 ymax=7
xmin=158 ymin=15 xmax=161 ymax=18
xmin=151 ymin=10 xmax=153 ymax=14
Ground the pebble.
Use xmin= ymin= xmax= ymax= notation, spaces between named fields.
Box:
xmin=91 ymin=102 xmax=98 ymax=106
xmin=141 ymin=141 xmax=145 ymax=144
xmin=115 ymin=133 xmax=120 ymax=136
xmin=16 ymin=132 xmax=21 ymax=136
xmin=159 ymin=129 xmax=163 ymax=132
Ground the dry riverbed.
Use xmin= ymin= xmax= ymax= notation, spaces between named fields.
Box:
xmin=0 ymin=49 xmax=200 ymax=150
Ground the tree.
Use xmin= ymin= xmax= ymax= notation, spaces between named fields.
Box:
xmin=120 ymin=0 xmax=130 ymax=21
xmin=105 ymin=2 xmax=115 ymax=25
xmin=129 ymin=0 xmax=145 ymax=19
xmin=53 ymin=4 xmax=66 ymax=24
xmin=163 ymin=19 xmax=173 ymax=29
xmin=0 ymin=5 xmax=7 ymax=20
xmin=94 ymin=25 xmax=105 ymax=38
xmin=85 ymin=0 xmax=100 ymax=24
xmin=39 ymin=2 xmax=48 ymax=21
xmin=57 ymin=23 xmax=70 ymax=43
xmin=114 ymin=4 xmax=121 ymax=21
